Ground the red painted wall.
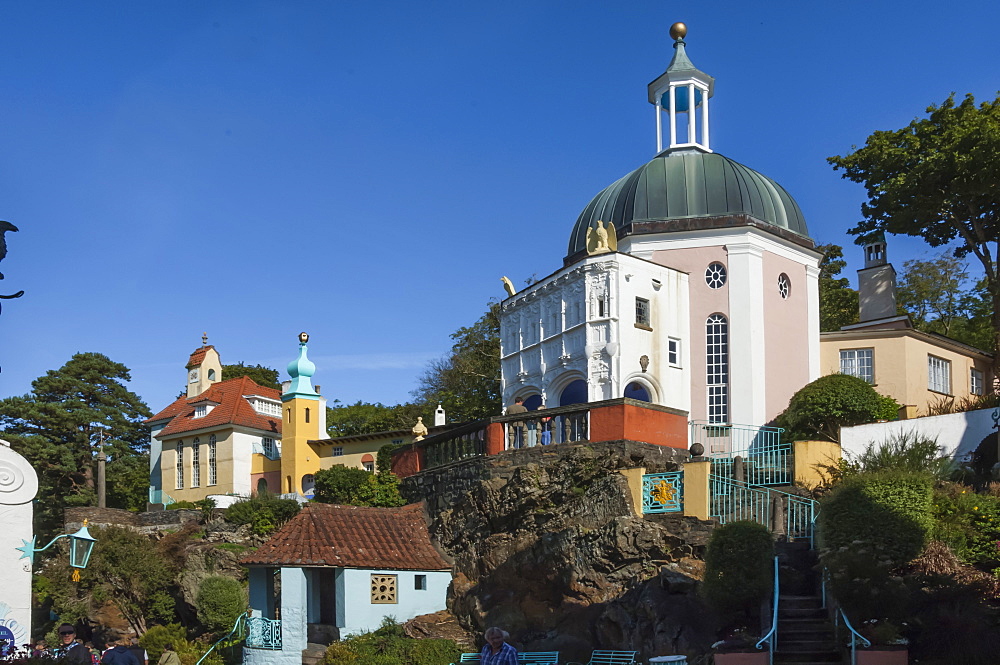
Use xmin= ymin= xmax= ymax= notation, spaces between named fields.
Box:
xmin=250 ymin=471 xmax=281 ymax=495
xmin=391 ymin=445 xmax=424 ymax=479
xmin=589 ymin=403 xmax=688 ymax=449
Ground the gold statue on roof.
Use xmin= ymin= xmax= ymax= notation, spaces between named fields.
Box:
xmin=586 ymin=220 xmax=617 ymax=255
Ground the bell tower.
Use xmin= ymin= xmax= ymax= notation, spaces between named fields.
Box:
xmin=647 ymin=22 xmax=715 ymax=154
xmin=280 ymin=332 xmax=325 ymax=496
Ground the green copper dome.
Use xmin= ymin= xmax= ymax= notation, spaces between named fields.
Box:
xmin=567 ymin=150 xmax=810 ymax=258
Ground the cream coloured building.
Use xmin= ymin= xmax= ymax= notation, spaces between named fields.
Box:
xmin=819 ymin=238 xmax=993 ymax=417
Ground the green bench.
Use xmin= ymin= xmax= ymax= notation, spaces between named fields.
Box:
xmin=451 ymin=650 xmax=560 ymax=664
xmin=567 ymin=650 xmax=638 ymax=665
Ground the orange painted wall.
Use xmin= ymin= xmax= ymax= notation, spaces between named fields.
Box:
xmin=589 ymin=403 xmax=688 ymax=449
xmin=485 ymin=423 xmax=506 ymax=455
xmin=391 ymin=446 xmax=423 ymax=478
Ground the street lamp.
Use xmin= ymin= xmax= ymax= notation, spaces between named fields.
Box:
xmin=16 ymin=519 xmax=97 ymax=580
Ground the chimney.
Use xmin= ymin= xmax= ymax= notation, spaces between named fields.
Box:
xmin=857 ymin=234 xmax=897 ymax=323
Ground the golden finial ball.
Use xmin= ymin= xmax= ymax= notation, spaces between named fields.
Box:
xmin=670 ymin=22 xmax=687 ymax=41
xmin=299 ymin=332 xmax=309 ymax=343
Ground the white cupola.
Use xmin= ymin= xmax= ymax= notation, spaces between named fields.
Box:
xmin=647 ymin=22 xmax=715 ymax=154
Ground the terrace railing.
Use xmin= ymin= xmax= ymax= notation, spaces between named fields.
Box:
xmin=691 ymin=421 xmax=790 ymax=486
xmin=148 ymin=488 xmax=175 ymax=506
xmin=251 ymin=440 xmax=281 ymax=461
xmin=419 ymin=402 xmax=592 ymax=470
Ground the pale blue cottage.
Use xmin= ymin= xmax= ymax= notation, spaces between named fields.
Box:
xmin=241 ymin=502 xmax=452 ymax=665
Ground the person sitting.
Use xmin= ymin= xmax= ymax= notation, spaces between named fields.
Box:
xmin=480 ymin=627 xmax=518 ymax=665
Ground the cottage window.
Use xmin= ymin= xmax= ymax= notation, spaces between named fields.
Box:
xmin=371 ymin=574 xmax=398 ymax=604
xmin=928 ymin=355 xmax=951 ymax=394
xmin=840 ymin=348 xmax=874 ymax=384
xmin=415 ymin=575 xmax=427 ymax=590
xmin=971 ymin=368 xmax=984 ymax=396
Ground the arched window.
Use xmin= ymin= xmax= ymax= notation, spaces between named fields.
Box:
xmin=286 ymin=475 xmax=293 ymax=493
xmin=208 ymin=435 xmax=217 ymax=486
xmin=256 ymin=478 xmax=268 ymax=496
xmin=523 ymin=394 xmax=543 ymax=411
xmin=207 ymin=368 xmax=216 ymax=381
xmin=706 ymin=314 xmax=729 ymax=424
xmin=191 ymin=438 xmax=201 ymax=488
xmin=559 ymin=380 xmax=588 ymax=406
xmin=624 ymin=382 xmax=651 ymax=402
xmin=305 ymin=407 xmax=310 ymax=423
xmin=361 ymin=454 xmax=375 ymax=473
xmin=302 ymin=474 xmax=315 ymax=496
xmin=176 ymin=441 xmax=184 ymax=489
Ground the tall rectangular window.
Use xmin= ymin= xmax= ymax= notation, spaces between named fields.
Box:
xmin=263 ymin=437 xmax=275 ymax=458
xmin=208 ymin=435 xmax=217 ymax=486
xmin=706 ymin=314 xmax=729 ymax=424
xmin=176 ymin=442 xmax=184 ymax=489
xmin=191 ymin=438 xmax=201 ymax=488
xmin=668 ymin=338 xmax=681 ymax=366
xmin=971 ymin=368 xmax=984 ymax=396
xmin=840 ymin=348 xmax=874 ymax=384
xmin=635 ymin=297 xmax=650 ymax=326
xmin=928 ymin=355 xmax=951 ymax=394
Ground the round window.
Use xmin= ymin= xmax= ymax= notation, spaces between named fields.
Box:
xmin=778 ymin=273 xmax=790 ymax=299
xmin=705 ymin=262 xmax=727 ymax=289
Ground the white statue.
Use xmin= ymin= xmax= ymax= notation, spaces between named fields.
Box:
xmin=412 ymin=417 xmax=428 ymax=441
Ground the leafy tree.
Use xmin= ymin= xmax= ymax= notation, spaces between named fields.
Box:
xmin=0 ymin=353 xmax=151 ymax=535
xmin=326 ymin=400 xmax=426 ymax=437
xmin=221 ymin=362 xmax=280 ymax=390
xmin=897 ymin=251 xmax=972 ymax=336
xmin=413 ymin=302 xmax=501 ymax=422
xmin=224 ymin=493 xmax=301 ymax=536
xmin=776 ymin=374 xmax=900 ymax=443
xmin=196 ymin=576 xmax=247 ymax=635
xmin=85 ymin=526 xmax=177 ymax=635
xmin=107 ymin=451 xmax=153 ymax=512
xmin=701 ymin=521 xmax=774 ymax=626
xmin=312 ymin=447 xmax=404 ymax=507
xmin=816 ymin=243 xmax=859 ymax=331
xmin=829 ymin=93 xmax=1000 ymax=376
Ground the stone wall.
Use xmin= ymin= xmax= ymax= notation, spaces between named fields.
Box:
xmin=64 ymin=507 xmax=215 ymax=534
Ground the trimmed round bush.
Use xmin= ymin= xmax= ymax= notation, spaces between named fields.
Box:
xmin=777 ymin=374 xmax=900 ymax=442
xmin=702 ymin=521 xmax=774 ymax=622
xmin=196 ymin=576 xmax=247 ymax=635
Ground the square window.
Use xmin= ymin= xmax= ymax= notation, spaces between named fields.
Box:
xmin=194 ymin=404 xmax=207 ymax=418
xmin=928 ymin=355 xmax=951 ymax=394
xmin=668 ymin=338 xmax=681 ymax=366
xmin=840 ymin=348 xmax=874 ymax=384
xmin=971 ymin=368 xmax=984 ymax=396
xmin=332 ymin=446 xmax=343 ymax=457
xmin=635 ymin=297 xmax=650 ymax=328
xmin=414 ymin=574 xmax=427 ymax=590
xmin=371 ymin=574 xmax=397 ymax=604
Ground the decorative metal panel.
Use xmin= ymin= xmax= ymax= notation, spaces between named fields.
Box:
xmin=642 ymin=472 xmax=683 ymax=513
xmin=245 ymin=617 xmax=282 ymax=650
xmin=371 ymin=574 xmax=398 ymax=604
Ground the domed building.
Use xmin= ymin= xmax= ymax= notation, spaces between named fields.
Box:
xmin=499 ymin=24 xmax=822 ymax=430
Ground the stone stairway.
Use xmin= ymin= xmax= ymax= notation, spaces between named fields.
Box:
xmin=302 ymin=642 xmax=328 ymax=665
xmin=772 ymin=542 xmax=841 ymax=665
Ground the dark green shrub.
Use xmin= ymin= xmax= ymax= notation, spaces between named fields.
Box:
xmin=819 ymin=471 xmax=933 ymax=622
xmin=224 ymin=493 xmax=300 ymax=535
xmin=140 ymin=623 xmax=188 ymax=662
xmin=196 ymin=576 xmax=247 ymax=634
xmin=931 ymin=483 xmax=1000 ymax=570
xmin=701 ymin=521 xmax=774 ymax=624
xmin=320 ymin=618 xmax=461 ymax=665
xmin=167 ymin=500 xmax=200 ymax=510
xmin=776 ymin=374 xmax=900 ymax=442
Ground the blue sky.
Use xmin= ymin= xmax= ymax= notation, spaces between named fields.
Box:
xmin=2 ymin=1 xmax=998 ymax=415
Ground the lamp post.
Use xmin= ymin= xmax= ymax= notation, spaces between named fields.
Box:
xmin=16 ymin=520 xmax=97 ymax=581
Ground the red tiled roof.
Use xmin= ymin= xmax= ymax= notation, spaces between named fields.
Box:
xmin=145 ymin=375 xmax=281 ymax=438
xmin=241 ymin=502 xmax=450 ymax=570
xmin=186 ymin=345 xmax=215 ymax=368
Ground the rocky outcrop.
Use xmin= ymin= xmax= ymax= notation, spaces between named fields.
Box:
xmin=401 ymin=442 xmax=717 ymax=662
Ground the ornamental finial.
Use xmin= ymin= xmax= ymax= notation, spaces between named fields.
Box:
xmin=669 ymin=22 xmax=687 ymax=41
xmin=299 ymin=331 xmax=309 ymax=344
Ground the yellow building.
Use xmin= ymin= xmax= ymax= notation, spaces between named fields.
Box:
xmin=819 ymin=237 xmax=993 ymax=417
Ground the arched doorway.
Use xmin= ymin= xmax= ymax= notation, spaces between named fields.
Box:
xmin=256 ymin=478 xmax=268 ymax=496
xmin=560 ymin=380 xmax=588 ymax=406
xmin=523 ymin=394 xmax=543 ymax=410
xmin=302 ymin=474 xmax=315 ymax=497
xmin=624 ymin=382 xmax=651 ymax=402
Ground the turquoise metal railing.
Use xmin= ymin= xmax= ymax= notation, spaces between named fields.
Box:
xmin=836 ymin=607 xmax=871 ymax=665
xmin=755 ymin=556 xmax=780 ymax=665
xmin=710 ymin=474 xmax=771 ymax=526
xmin=195 ymin=611 xmax=249 ymax=665
xmin=691 ymin=421 xmax=790 ymax=486
xmin=642 ymin=472 xmax=683 ymax=513
xmin=148 ymin=488 xmax=175 ymax=506
xmin=709 ymin=475 xmax=818 ymax=545
xmin=246 ymin=616 xmax=282 ymax=650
